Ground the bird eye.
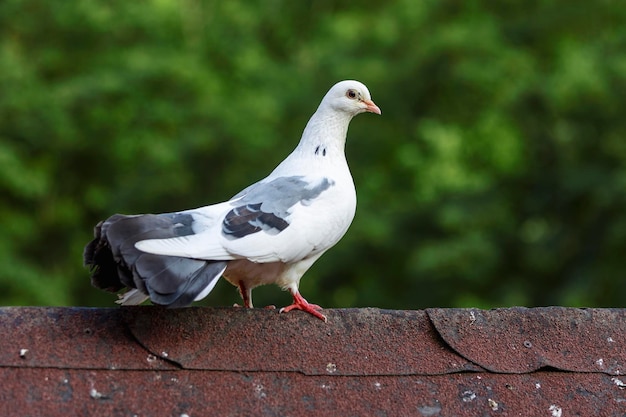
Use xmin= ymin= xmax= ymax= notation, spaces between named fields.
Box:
xmin=346 ymin=89 xmax=357 ymax=99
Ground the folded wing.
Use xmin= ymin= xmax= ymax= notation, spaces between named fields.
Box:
xmin=135 ymin=176 xmax=335 ymax=263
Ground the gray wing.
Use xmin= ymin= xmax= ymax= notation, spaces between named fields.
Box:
xmin=84 ymin=212 xmax=227 ymax=308
xmin=223 ymin=176 xmax=334 ymax=239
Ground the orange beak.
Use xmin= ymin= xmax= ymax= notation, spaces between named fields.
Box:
xmin=363 ymin=99 xmax=382 ymax=115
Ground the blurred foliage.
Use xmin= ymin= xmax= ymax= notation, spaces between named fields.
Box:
xmin=1 ymin=0 xmax=625 ymax=309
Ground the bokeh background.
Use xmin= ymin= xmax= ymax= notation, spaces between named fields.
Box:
xmin=1 ymin=0 xmax=625 ymax=309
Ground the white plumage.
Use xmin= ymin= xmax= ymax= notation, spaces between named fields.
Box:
xmin=84 ymin=80 xmax=381 ymax=321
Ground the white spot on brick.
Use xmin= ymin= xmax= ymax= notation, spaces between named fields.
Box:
xmin=253 ymin=384 xmax=266 ymax=399
xmin=461 ymin=390 xmax=476 ymax=402
xmin=326 ymin=363 xmax=337 ymax=374
xmin=488 ymin=398 xmax=498 ymax=411
xmin=19 ymin=349 xmax=28 ymax=358
xmin=596 ymin=358 xmax=604 ymax=367
xmin=612 ymin=377 xmax=626 ymax=389
xmin=549 ymin=405 xmax=562 ymax=417
xmin=90 ymin=388 xmax=107 ymax=400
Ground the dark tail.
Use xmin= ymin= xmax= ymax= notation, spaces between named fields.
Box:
xmin=84 ymin=214 xmax=227 ymax=308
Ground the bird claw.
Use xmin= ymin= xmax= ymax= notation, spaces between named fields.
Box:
xmin=280 ymin=298 xmax=327 ymax=322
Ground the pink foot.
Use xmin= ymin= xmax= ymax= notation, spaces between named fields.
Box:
xmin=279 ymin=291 xmax=327 ymax=322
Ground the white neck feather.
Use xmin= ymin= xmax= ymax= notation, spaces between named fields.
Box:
xmin=269 ymin=104 xmax=355 ymax=177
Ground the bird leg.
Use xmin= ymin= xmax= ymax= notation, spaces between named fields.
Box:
xmin=233 ymin=281 xmax=276 ymax=310
xmin=280 ymin=289 xmax=327 ymax=322
xmin=238 ymin=280 xmax=253 ymax=308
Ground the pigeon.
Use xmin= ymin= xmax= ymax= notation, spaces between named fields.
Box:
xmin=84 ymin=80 xmax=381 ymax=321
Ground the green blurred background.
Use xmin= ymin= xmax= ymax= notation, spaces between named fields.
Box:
xmin=1 ymin=0 xmax=625 ymax=309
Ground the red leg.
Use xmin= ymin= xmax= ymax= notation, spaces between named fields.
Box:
xmin=235 ymin=281 xmax=276 ymax=309
xmin=280 ymin=290 xmax=327 ymax=322
xmin=238 ymin=280 xmax=252 ymax=308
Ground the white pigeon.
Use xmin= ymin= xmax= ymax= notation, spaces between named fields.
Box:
xmin=84 ymin=80 xmax=381 ymax=321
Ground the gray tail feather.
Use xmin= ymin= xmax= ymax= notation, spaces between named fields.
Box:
xmin=83 ymin=214 xmax=227 ymax=308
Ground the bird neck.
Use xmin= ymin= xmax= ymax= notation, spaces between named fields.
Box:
xmin=268 ymin=106 xmax=354 ymax=178
xmin=293 ymin=106 xmax=352 ymax=160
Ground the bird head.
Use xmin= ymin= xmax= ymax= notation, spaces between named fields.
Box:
xmin=323 ymin=80 xmax=382 ymax=116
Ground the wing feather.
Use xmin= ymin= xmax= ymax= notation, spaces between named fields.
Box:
xmin=136 ymin=175 xmax=341 ymax=263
